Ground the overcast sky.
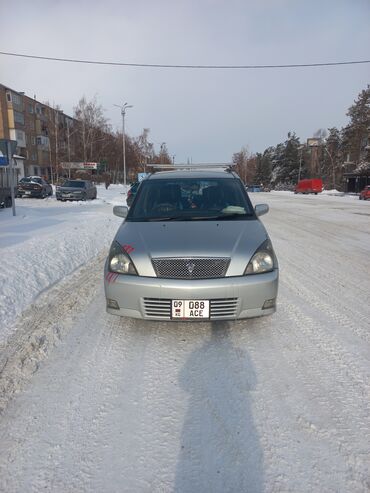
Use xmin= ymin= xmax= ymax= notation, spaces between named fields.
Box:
xmin=0 ymin=0 xmax=369 ymax=163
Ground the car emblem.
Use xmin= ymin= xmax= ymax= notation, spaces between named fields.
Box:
xmin=186 ymin=261 xmax=195 ymax=274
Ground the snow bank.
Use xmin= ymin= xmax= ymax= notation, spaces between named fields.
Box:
xmin=0 ymin=185 xmax=127 ymax=344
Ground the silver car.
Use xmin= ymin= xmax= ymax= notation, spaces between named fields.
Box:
xmin=104 ymin=169 xmax=278 ymax=321
xmin=56 ymin=179 xmax=97 ymax=201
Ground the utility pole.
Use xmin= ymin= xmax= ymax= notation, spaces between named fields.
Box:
xmin=6 ymin=140 xmax=16 ymax=216
xmin=324 ymin=147 xmax=336 ymax=190
xmin=114 ymin=103 xmax=133 ymax=185
xmin=298 ymin=145 xmax=305 ymax=182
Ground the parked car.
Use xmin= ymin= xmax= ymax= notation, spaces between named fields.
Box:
xmin=17 ymin=176 xmax=53 ymax=198
xmin=104 ymin=168 xmax=279 ymax=321
xmin=294 ymin=178 xmax=323 ymax=195
xmin=359 ymin=186 xmax=370 ymax=200
xmin=246 ymin=185 xmax=263 ymax=192
xmin=126 ymin=181 xmax=140 ymax=207
xmin=56 ymin=179 xmax=97 ymax=201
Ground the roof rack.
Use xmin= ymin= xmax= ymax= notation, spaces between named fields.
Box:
xmin=147 ymin=163 xmax=235 ymax=172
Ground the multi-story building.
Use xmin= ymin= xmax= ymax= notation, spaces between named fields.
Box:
xmin=0 ymin=83 xmax=77 ymax=179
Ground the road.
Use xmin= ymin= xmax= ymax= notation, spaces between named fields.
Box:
xmin=0 ymin=193 xmax=369 ymax=492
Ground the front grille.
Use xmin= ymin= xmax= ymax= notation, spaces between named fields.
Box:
xmin=143 ymin=298 xmax=238 ymax=319
xmin=143 ymin=298 xmax=172 ymax=319
xmin=152 ymin=257 xmax=230 ymax=279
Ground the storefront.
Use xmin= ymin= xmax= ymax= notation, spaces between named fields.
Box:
xmin=344 ymin=170 xmax=370 ymax=193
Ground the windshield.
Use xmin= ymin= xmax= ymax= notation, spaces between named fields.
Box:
xmin=62 ymin=180 xmax=86 ymax=188
xmin=127 ymin=177 xmax=254 ymax=221
xmin=21 ymin=177 xmax=42 ymax=184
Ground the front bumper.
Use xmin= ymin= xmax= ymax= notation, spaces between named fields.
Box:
xmin=17 ymin=189 xmax=43 ymax=197
xmin=104 ymin=267 xmax=279 ymax=320
xmin=56 ymin=193 xmax=85 ymax=201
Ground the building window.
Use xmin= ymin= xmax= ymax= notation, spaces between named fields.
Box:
xmin=12 ymin=93 xmax=21 ymax=106
xmin=31 ymin=136 xmax=36 ymax=145
xmin=14 ymin=111 xmax=25 ymax=125
xmin=32 ymin=153 xmax=37 ymax=161
xmin=28 ymin=104 xmax=34 ymax=114
xmin=35 ymin=105 xmax=41 ymax=115
xmin=34 ymin=167 xmax=38 ymax=175
xmin=37 ymin=137 xmax=42 ymax=145
xmin=6 ymin=91 xmax=12 ymax=102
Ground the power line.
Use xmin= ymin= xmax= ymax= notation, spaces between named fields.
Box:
xmin=0 ymin=51 xmax=369 ymax=70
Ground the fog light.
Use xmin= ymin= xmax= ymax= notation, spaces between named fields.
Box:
xmin=107 ymin=299 xmax=120 ymax=310
xmin=262 ymin=299 xmax=276 ymax=309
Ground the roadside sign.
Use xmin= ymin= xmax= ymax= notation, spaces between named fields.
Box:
xmin=0 ymin=139 xmax=17 ymax=166
xmin=138 ymin=172 xmax=149 ymax=182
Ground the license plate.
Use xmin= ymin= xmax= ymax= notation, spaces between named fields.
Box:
xmin=171 ymin=300 xmax=209 ymax=319
xmin=25 ymin=191 xmax=31 ymax=195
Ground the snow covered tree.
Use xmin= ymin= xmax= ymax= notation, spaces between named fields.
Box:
xmin=255 ymin=149 xmax=273 ymax=185
xmin=341 ymin=85 xmax=370 ymax=170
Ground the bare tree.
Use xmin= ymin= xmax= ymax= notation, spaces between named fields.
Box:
xmin=232 ymin=146 xmax=250 ymax=184
xmin=73 ymin=96 xmax=110 ymax=163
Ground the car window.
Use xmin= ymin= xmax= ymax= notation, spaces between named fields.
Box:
xmin=128 ymin=177 xmax=254 ymax=221
xmin=63 ymin=180 xmax=86 ymax=188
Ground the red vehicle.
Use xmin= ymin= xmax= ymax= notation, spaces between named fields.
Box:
xmin=359 ymin=185 xmax=370 ymax=200
xmin=294 ymin=178 xmax=323 ymax=195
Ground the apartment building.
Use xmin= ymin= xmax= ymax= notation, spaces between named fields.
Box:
xmin=0 ymin=83 xmax=77 ymax=179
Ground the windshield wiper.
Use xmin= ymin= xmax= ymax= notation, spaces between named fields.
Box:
xmin=146 ymin=216 xmax=195 ymax=221
xmin=201 ymin=213 xmax=252 ymax=220
xmin=138 ymin=213 xmax=252 ymax=222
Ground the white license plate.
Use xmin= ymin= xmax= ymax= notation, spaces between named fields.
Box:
xmin=25 ymin=191 xmax=31 ymax=195
xmin=171 ymin=300 xmax=209 ymax=319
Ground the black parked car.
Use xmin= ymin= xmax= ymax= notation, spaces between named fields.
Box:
xmin=56 ymin=179 xmax=97 ymax=201
xmin=17 ymin=176 xmax=53 ymax=198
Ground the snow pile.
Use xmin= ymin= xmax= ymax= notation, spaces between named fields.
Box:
xmin=0 ymin=185 xmax=128 ymax=344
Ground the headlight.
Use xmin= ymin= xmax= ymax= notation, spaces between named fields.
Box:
xmin=244 ymin=239 xmax=276 ymax=275
xmin=108 ymin=241 xmax=138 ymax=275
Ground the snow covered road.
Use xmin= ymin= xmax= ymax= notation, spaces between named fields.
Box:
xmin=0 ymin=192 xmax=369 ymax=492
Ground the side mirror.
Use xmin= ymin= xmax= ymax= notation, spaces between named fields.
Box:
xmin=255 ymin=204 xmax=269 ymax=217
xmin=113 ymin=205 xmax=128 ymax=218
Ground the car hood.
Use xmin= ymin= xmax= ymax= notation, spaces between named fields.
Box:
xmin=113 ymin=219 xmax=269 ymax=277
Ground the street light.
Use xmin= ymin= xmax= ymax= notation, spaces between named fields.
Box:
xmin=114 ymin=102 xmax=133 ymax=185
